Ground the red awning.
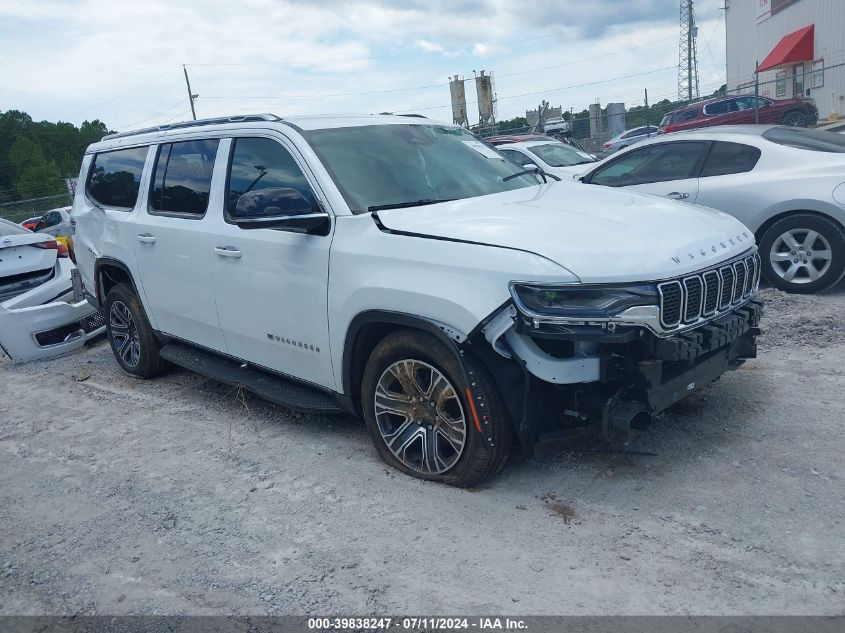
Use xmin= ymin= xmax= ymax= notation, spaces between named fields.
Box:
xmin=758 ymin=25 xmax=814 ymax=72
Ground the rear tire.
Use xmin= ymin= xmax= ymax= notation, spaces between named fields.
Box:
xmin=781 ymin=110 xmax=810 ymax=127
xmin=759 ymin=214 xmax=845 ymax=294
xmin=104 ymin=284 xmax=170 ymax=378
xmin=361 ymin=329 xmax=512 ymax=487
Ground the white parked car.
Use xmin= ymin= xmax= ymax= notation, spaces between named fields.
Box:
xmin=602 ymin=125 xmax=661 ymax=154
xmin=29 ymin=206 xmax=74 ymax=239
xmin=573 ymin=125 xmax=845 ymax=293
xmin=496 ymin=139 xmax=597 ymax=179
xmin=72 ymin=114 xmax=761 ymax=486
xmin=0 ymin=219 xmax=104 ymax=362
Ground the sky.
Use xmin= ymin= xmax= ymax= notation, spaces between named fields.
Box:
xmin=0 ymin=0 xmax=728 ymax=132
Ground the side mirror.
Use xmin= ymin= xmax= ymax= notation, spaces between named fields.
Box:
xmin=233 ymin=188 xmax=330 ymax=235
xmin=522 ymin=163 xmax=539 ymax=171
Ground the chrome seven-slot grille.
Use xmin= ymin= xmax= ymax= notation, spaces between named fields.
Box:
xmin=658 ymin=252 xmax=760 ymax=329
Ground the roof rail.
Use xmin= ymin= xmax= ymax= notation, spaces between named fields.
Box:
xmin=102 ymin=113 xmax=283 ymax=141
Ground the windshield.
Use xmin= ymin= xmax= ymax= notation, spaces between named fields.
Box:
xmin=527 ymin=143 xmax=593 ymax=167
xmin=660 ymin=113 xmax=674 ymax=127
xmin=304 ymin=124 xmax=538 ymax=213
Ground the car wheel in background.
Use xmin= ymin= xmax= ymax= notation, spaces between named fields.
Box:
xmin=105 ymin=284 xmax=170 ymax=378
xmin=361 ymin=329 xmax=512 ymax=487
xmin=759 ymin=214 xmax=845 ymax=294
xmin=781 ymin=110 xmax=810 ymax=127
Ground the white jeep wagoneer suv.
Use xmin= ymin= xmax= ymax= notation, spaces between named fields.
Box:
xmin=72 ymin=114 xmax=761 ymax=486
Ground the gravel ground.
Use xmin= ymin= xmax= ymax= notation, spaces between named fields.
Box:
xmin=0 ymin=286 xmax=843 ymax=616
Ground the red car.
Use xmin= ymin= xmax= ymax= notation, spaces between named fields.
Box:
xmin=485 ymin=134 xmax=557 ymax=145
xmin=659 ymin=95 xmax=818 ymax=134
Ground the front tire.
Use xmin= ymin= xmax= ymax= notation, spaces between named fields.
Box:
xmin=105 ymin=284 xmax=170 ymax=378
xmin=361 ymin=330 xmax=512 ymax=487
xmin=759 ymin=214 xmax=845 ymax=293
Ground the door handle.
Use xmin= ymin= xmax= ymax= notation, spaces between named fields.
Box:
xmin=214 ymin=246 xmax=242 ymax=258
xmin=136 ymin=233 xmax=156 ymax=243
xmin=666 ymin=192 xmax=690 ymax=200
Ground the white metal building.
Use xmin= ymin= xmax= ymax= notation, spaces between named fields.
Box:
xmin=725 ymin=0 xmax=845 ymax=120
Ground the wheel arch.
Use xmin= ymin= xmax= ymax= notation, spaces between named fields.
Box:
xmin=93 ymin=257 xmax=141 ymax=306
xmin=754 ymin=209 xmax=845 ymax=244
xmin=342 ymin=311 xmax=469 ymax=417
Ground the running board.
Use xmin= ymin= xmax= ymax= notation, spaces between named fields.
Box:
xmin=159 ymin=343 xmax=344 ymax=415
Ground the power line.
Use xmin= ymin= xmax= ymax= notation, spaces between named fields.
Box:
xmin=64 ymin=66 xmax=181 ymax=120
xmin=394 ymin=65 xmax=676 ymax=113
xmin=112 ymin=98 xmax=188 ymax=131
xmin=185 ymin=32 xmax=574 ymax=69
xmin=199 ymin=35 xmax=677 ymax=102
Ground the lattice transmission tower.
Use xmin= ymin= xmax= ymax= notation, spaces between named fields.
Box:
xmin=678 ymin=0 xmax=700 ymax=102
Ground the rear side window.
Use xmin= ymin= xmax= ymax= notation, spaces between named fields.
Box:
xmin=762 ymin=127 xmax=845 ymax=153
xmin=86 ymin=146 xmax=149 ymax=209
xmin=226 ymin=137 xmax=313 ymax=219
xmin=150 ymin=139 xmax=219 ymax=216
xmin=700 ymin=142 xmax=761 ymax=177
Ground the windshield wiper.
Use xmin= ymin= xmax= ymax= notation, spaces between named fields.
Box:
xmin=368 ymin=199 xmax=455 ymax=212
xmin=503 ymin=167 xmax=560 ymax=183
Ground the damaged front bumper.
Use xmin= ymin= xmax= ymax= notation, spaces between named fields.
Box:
xmin=475 ymin=297 xmax=762 ymax=450
xmin=0 ymin=259 xmax=105 ymax=363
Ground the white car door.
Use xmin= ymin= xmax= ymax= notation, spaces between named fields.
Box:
xmin=208 ymin=135 xmax=335 ymax=390
xmin=132 ymin=139 xmax=228 ymax=353
xmin=586 ymin=141 xmax=709 ymax=203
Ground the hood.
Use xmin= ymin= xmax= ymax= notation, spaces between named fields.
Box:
xmin=375 ymin=182 xmax=754 ymax=283
xmin=548 ymin=164 xmax=593 ymax=179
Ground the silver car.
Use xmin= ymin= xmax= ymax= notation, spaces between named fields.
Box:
xmin=602 ymin=126 xmax=661 ymax=154
xmin=574 ymin=125 xmax=845 ymax=293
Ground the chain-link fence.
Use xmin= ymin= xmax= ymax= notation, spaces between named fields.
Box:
xmin=0 ymin=194 xmax=73 ymax=224
xmin=478 ymin=61 xmax=844 ymax=154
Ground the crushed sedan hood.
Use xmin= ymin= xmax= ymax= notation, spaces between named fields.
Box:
xmin=375 ymin=182 xmax=755 ymax=283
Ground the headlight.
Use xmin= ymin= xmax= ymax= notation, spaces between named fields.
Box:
xmin=510 ymin=283 xmax=659 ymax=318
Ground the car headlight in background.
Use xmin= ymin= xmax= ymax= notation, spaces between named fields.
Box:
xmin=510 ymin=283 xmax=659 ymax=318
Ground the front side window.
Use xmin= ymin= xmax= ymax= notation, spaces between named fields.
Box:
xmin=704 ymin=99 xmax=735 ymax=115
xmin=700 ymin=142 xmax=761 ymax=177
xmin=150 ymin=139 xmax=219 ymax=216
xmin=227 ymin=137 xmax=315 ymax=219
xmin=87 ymin=146 xmax=149 ymax=209
xmin=676 ymin=109 xmax=699 ymax=122
xmin=35 ymin=211 xmax=61 ymax=231
xmin=589 ymin=142 xmax=708 ymax=187
xmin=304 ymin=124 xmax=537 ymax=213
xmin=527 ymin=143 xmax=593 ymax=167
xmin=499 ymin=149 xmax=529 ymax=165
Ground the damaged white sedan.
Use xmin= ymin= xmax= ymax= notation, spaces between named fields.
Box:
xmin=0 ymin=218 xmax=104 ymax=363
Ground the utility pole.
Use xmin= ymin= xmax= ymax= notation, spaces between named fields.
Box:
xmin=678 ymin=0 xmax=700 ymax=102
xmin=644 ymin=88 xmax=651 ymax=135
xmin=183 ymin=64 xmax=198 ymax=121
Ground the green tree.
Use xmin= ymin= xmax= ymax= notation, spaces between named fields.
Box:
xmin=0 ymin=110 xmax=113 ymax=217
xmin=16 ymin=160 xmax=64 ymax=199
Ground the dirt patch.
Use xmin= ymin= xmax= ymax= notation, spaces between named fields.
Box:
xmin=1 ymin=286 xmax=843 ymax=615
xmin=757 ymin=286 xmax=845 ymax=349
xmin=541 ymin=493 xmax=576 ymax=525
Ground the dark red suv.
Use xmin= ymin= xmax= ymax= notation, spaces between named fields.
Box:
xmin=659 ymin=95 xmax=818 ymax=133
